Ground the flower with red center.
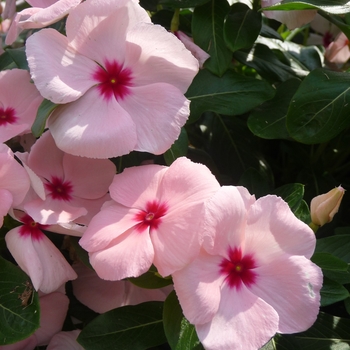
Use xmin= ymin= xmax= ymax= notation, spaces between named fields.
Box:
xmin=0 ymin=69 xmax=43 ymax=143
xmin=5 ymin=212 xmax=77 ymax=293
xmin=26 ymin=0 xmax=199 ymax=158
xmin=17 ymin=130 xmax=116 ymax=225
xmin=79 ymin=157 xmax=220 ymax=281
xmin=172 ymin=186 xmax=323 ymax=350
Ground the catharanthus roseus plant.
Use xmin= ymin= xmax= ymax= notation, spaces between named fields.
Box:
xmin=2 ymin=0 xmax=350 ymax=348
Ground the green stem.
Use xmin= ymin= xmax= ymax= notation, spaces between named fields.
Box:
xmin=309 ymin=222 xmax=319 ymax=233
xmin=171 ymin=8 xmax=180 ymax=33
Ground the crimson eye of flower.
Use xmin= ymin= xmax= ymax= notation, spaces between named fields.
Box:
xmin=220 ymin=247 xmax=257 ymax=290
xmin=93 ymin=59 xmax=133 ymax=101
xmin=0 ymin=107 xmax=17 ymax=126
xmin=19 ymin=213 xmax=49 ymax=240
xmin=134 ymin=200 xmax=168 ymax=232
xmin=44 ymin=176 xmax=73 ymax=201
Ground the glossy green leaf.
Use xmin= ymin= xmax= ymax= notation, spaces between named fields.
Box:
xmin=248 ymin=78 xmax=300 ymax=140
xmin=0 ymin=51 xmax=17 ymax=70
xmin=77 ymin=302 xmax=166 ymax=350
xmin=186 ymin=69 xmax=275 ymax=122
xmin=292 ymin=199 xmax=310 ymax=224
xmin=31 ymin=99 xmax=58 ymax=137
xmin=287 ymin=68 xmax=350 ymax=144
xmin=0 ymin=257 xmax=40 ymax=345
xmin=276 ymin=312 xmax=350 ymax=349
xmin=6 ymin=47 xmax=29 ymax=70
xmin=320 ymin=277 xmax=350 ymax=307
xmin=311 ymin=252 xmax=348 ymax=271
xmin=128 ymin=265 xmax=173 ymax=289
xmin=272 ymin=183 xmax=304 ymax=213
xmin=163 ymin=128 xmax=188 ymax=165
xmin=163 ymin=291 xmax=203 ymax=350
xmin=192 ymin=0 xmax=232 ymax=76
xmin=224 ymin=3 xmax=261 ymax=53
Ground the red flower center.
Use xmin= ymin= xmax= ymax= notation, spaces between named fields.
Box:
xmin=44 ymin=176 xmax=73 ymax=201
xmin=0 ymin=107 xmax=17 ymax=126
xmin=19 ymin=214 xmax=49 ymax=240
xmin=134 ymin=200 xmax=168 ymax=232
xmin=220 ymin=247 xmax=257 ymax=290
xmin=93 ymin=60 xmax=133 ymax=101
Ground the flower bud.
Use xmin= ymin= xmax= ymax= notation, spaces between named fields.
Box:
xmin=310 ymin=186 xmax=345 ymax=226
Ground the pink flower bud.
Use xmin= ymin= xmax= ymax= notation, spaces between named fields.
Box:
xmin=310 ymin=186 xmax=345 ymax=226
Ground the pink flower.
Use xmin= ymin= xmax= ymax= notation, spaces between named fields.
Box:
xmin=0 ymin=291 xmax=69 ymax=350
xmin=79 ymin=157 xmax=220 ymax=280
xmin=47 ymin=330 xmax=83 ymax=350
xmin=175 ymin=31 xmax=210 ymax=68
xmin=5 ymin=212 xmax=77 ymax=293
xmin=0 ymin=69 xmax=43 ymax=143
xmin=262 ymin=0 xmax=316 ymax=30
xmin=325 ymin=32 xmax=350 ymax=64
xmin=17 ymin=130 xmax=116 ymax=225
xmin=72 ymin=262 xmax=171 ymax=313
xmin=0 ymin=143 xmax=30 ymax=226
xmin=172 ymin=186 xmax=323 ymax=350
xmin=5 ymin=0 xmax=81 ymax=45
xmin=25 ymin=0 xmax=199 ymax=158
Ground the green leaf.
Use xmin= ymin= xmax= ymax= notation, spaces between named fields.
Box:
xmin=320 ymin=277 xmax=350 ymax=307
xmin=272 ymin=183 xmax=304 ymax=213
xmin=233 ymin=43 xmax=299 ymax=83
xmin=31 ymin=99 xmax=58 ymax=137
xmin=311 ymin=252 xmax=348 ymax=272
xmin=248 ymin=78 xmax=300 ymax=140
xmin=186 ymin=69 xmax=275 ymax=123
xmin=159 ymin=0 xmax=210 ymax=7
xmin=128 ymin=265 xmax=173 ymax=289
xmin=287 ymin=68 xmax=350 ymax=144
xmin=276 ymin=312 xmax=350 ymax=349
xmin=192 ymin=0 xmax=232 ymax=76
xmin=163 ymin=128 xmax=188 ymax=165
xmin=0 ymin=51 xmax=17 ymax=70
xmin=0 ymin=257 xmax=40 ymax=345
xmin=6 ymin=47 xmax=29 ymax=70
xmin=261 ymin=0 xmax=350 ymax=14
xmin=238 ymin=167 xmax=271 ymax=198
xmin=77 ymin=302 xmax=167 ymax=350
xmin=163 ymin=291 xmax=203 ymax=350
xmin=224 ymin=3 xmax=261 ymax=53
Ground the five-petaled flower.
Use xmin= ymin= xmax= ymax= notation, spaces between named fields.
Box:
xmin=172 ymin=186 xmax=323 ymax=350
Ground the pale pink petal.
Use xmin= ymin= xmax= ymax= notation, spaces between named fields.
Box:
xmin=26 ymin=28 xmax=97 ymax=103
xmin=79 ymin=202 xmax=138 ymax=252
xmin=72 ymin=262 xmax=126 ymax=313
xmin=66 ymin=0 xmax=150 ymax=63
xmin=172 ymin=251 xmax=225 ymax=325
xmin=2 ymin=0 xmax=16 ymax=19
xmin=35 ymin=292 xmax=70 ymax=346
xmin=202 ymin=186 xmax=248 ymax=256
xmin=125 ymin=283 xmax=172 ymax=305
xmin=88 ymin=228 xmax=154 ymax=280
xmin=48 ymin=88 xmax=137 ymax=158
xmin=125 ymin=23 xmax=199 ymax=93
xmin=47 ymin=330 xmax=83 ymax=350
xmin=109 ymin=165 xmax=167 ymax=209
xmin=196 ymin=284 xmax=279 ymax=350
xmin=250 ymin=255 xmax=322 ymax=333
xmin=243 ymin=195 xmax=316 ymax=264
xmin=0 ymin=189 xmax=13 ymax=226
xmin=24 ymin=196 xmax=87 ymax=225
xmin=120 ymin=83 xmax=189 ymax=155
xmin=5 ymin=227 xmax=77 ymax=293
xmin=175 ymin=31 xmax=210 ymax=68
xmin=326 ymin=33 xmax=350 ymax=63
xmin=26 ymin=0 xmax=57 ymax=8
xmin=62 ymin=155 xmax=115 ymax=199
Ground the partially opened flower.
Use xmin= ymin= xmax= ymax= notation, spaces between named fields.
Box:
xmin=0 ymin=143 xmax=30 ymax=226
xmin=0 ymin=69 xmax=43 ymax=143
xmin=5 ymin=212 xmax=77 ymax=293
xmin=26 ymin=0 xmax=199 ymax=158
xmin=79 ymin=157 xmax=220 ymax=280
xmin=5 ymin=0 xmax=82 ymax=45
xmin=172 ymin=186 xmax=322 ymax=350
xmin=17 ymin=130 xmax=116 ymax=225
